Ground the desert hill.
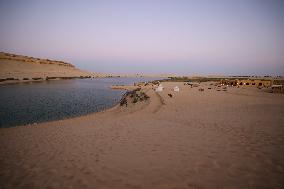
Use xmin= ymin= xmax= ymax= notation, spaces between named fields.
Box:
xmin=0 ymin=52 xmax=92 ymax=83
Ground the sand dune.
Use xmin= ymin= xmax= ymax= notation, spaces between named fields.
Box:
xmin=0 ymin=52 xmax=91 ymax=83
xmin=0 ymin=82 xmax=284 ymax=188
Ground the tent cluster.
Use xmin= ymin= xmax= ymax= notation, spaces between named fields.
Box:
xmin=155 ymin=84 xmax=180 ymax=92
xmin=155 ymin=84 xmax=164 ymax=92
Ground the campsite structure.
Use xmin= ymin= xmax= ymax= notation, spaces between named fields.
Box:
xmin=155 ymin=84 xmax=163 ymax=92
xmin=173 ymin=86 xmax=180 ymax=92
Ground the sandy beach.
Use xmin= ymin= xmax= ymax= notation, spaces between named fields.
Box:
xmin=0 ymin=82 xmax=284 ymax=188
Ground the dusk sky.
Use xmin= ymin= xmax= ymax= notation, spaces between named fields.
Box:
xmin=0 ymin=0 xmax=284 ymax=75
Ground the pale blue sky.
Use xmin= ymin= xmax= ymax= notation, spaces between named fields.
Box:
xmin=0 ymin=0 xmax=284 ymax=75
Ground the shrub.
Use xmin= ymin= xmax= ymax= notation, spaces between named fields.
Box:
xmin=133 ymin=97 xmax=138 ymax=103
xmin=32 ymin=77 xmax=42 ymax=80
xmin=120 ymin=97 xmax=127 ymax=106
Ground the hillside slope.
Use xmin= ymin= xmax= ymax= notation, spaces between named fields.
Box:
xmin=0 ymin=52 xmax=91 ymax=83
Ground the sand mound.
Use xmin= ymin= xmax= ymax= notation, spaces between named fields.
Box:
xmin=0 ymin=52 xmax=91 ymax=82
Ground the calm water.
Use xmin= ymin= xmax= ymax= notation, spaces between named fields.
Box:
xmin=0 ymin=77 xmax=160 ymax=128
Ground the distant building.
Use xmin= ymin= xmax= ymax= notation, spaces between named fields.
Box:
xmin=238 ymin=79 xmax=272 ymax=87
xmin=271 ymin=79 xmax=284 ymax=93
xmin=272 ymin=78 xmax=284 ymax=85
xmin=220 ymin=77 xmax=284 ymax=93
xmin=272 ymin=85 xmax=284 ymax=93
xmin=220 ymin=79 xmax=238 ymax=86
xmin=220 ymin=78 xmax=272 ymax=87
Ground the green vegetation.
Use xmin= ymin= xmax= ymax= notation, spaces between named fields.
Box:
xmin=46 ymin=76 xmax=91 ymax=80
xmin=166 ymin=77 xmax=190 ymax=82
xmin=120 ymin=88 xmax=150 ymax=106
xmin=32 ymin=77 xmax=43 ymax=80
xmin=158 ymin=76 xmax=262 ymax=83
xmin=0 ymin=78 xmax=19 ymax=82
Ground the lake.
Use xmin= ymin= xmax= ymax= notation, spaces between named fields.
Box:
xmin=0 ymin=77 xmax=160 ymax=128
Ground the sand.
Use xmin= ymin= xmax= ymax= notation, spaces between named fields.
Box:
xmin=0 ymin=82 xmax=284 ymax=189
xmin=0 ymin=52 xmax=91 ymax=84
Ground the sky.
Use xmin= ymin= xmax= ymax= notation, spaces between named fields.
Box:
xmin=0 ymin=0 xmax=284 ymax=75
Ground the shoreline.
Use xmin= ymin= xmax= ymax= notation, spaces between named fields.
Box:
xmin=1 ymin=81 xmax=282 ymax=129
xmin=0 ymin=78 xmax=161 ymax=129
xmin=0 ymin=91 xmax=127 ymax=129
xmin=0 ymin=76 xmax=164 ymax=85
xmin=0 ymin=83 xmax=148 ymax=129
xmin=0 ymin=76 xmax=93 ymax=85
xmin=0 ymin=83 xmax=155 ymax=130
xmin=21 ymin=102 xmax=123 ymax=129
xmin=18 ymin=102 xmax=123 ymax=129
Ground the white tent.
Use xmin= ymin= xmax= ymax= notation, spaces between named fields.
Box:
xmin=173 ymin=86 xmax=180 ymax=92
xmin=155 ymin=84 xmax=163 ymax=92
